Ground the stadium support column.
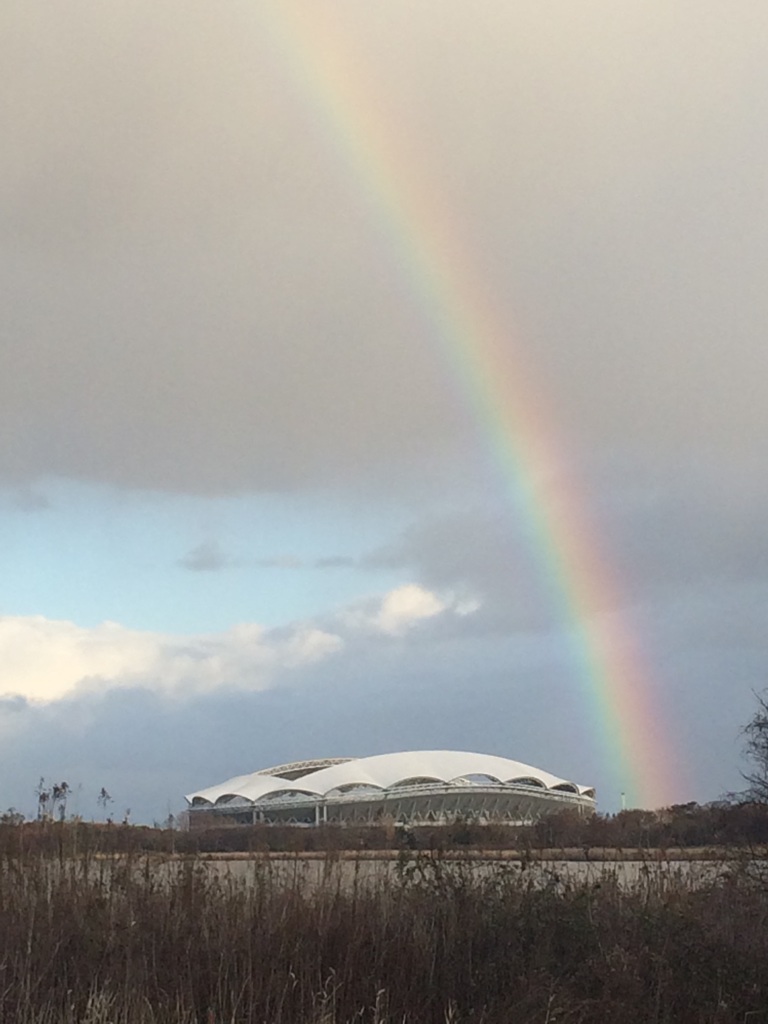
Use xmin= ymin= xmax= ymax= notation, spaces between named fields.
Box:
xmin=315 ymin=803 xmax=320 ymax=827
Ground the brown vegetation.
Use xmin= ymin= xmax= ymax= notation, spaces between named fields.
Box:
xmin=1 ymin=823 xmax=768 ymax=1022
xmin=4 ymin=799 xmax=768 ymax=858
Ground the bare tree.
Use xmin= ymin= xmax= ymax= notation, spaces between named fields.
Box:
xmin=97 ymin=787 xmax=113 ymax=821
xmin=743 ymin=690 xmax=768 ymax=802
xmin=51 ymin=782 xmax=70 ymax=822
xmin=35 ymin=778 xmax=51 ymax=821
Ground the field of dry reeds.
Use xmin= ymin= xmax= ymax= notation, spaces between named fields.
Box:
xmin=1 ymin=824 xmax=768 ymax=1023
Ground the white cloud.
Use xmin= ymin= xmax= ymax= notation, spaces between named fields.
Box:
xmin=0 ymin=615 xmax=343 ymax=704
xmin=339 ymin=583 xmax=479 ymax=637
xmin=374 ymin=585 xmax=447 ymax=635
xmin=0 ymin=583 xmax=479 ymax=703
xmin=0 ymin=617 xmax=158 ymax=702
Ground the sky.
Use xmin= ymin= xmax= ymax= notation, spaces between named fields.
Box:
xmin=2 ymin=0 xmax=768 ymax=822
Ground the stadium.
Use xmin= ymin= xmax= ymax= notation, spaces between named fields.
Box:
xmin=186 ymin=750 xmax=595 ymax=827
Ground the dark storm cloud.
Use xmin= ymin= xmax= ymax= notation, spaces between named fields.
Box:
xmin=2 ymin=2 xmax=768 ymax=493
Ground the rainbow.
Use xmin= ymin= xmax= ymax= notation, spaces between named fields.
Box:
xmin=259 ymin=5 xmax=683 ymax=808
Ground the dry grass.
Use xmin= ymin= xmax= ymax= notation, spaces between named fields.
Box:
xmin=1 ymin=841 xmax=767 ymax=1023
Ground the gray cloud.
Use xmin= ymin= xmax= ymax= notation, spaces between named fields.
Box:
xmin=0 ymin=602 xmax=761 ymax=823
xmin=178 ymin=541 xmax=230 ymax=573
xmin=0 ymin=695 xmax=28 ymax=714
xmin=178 ymin=547 xmax=355 ymax=572
xmin=255 ymin=555 xmax=361 ymax=570
xmin=0 ymin=503 xmax=764 ymax=818
xmin=2 ymin=1 xmax=768 ymax=822
xmin=2 ymin=2 xmax=768 ymax=493
xmin=253 ymin=556 xmax=304 ymax=570
xmin=362 ymin=453 xmax=768 ymax=629
xmin=12 ymin=487 xmax=51 ymax=512
xmin=314 ymin=556 xmax=358 ymax=569
xmin=600 ymin=460 xmax=768 ymax=600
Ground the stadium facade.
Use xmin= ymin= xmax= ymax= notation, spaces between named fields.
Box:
xmin=186 ymin=750 xmax=595 ymax=827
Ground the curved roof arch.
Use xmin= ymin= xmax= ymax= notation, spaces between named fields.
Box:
xmin=255 ymin=757 xmax=353 ymax=780
xmin=186 ymin=750 xmax=590 ymax=805
xmin=507 ymin=776 xmax=547 ymax=789
xmin=296 ymin=751 xmax=578 ymax=794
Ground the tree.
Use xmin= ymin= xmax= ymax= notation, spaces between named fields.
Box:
xmin=743 ymin=690 xmax=768 ymax=802
xmin=35 ymin=778 xmax=51 ymax=821
xmin=34 ymin=779 xmax=71 ymax=821
xmin=97 ymin=787 xmax=113 ymax=821
xmin=51 ymin=782 xmax=70 ymax=821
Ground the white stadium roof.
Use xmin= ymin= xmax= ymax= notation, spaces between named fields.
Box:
xmin=186 ymin=750 xmax=595 ymax=805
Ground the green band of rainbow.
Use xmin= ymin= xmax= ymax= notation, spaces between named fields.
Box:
xmin=260 ymin=4 xmax=685 ymax=808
